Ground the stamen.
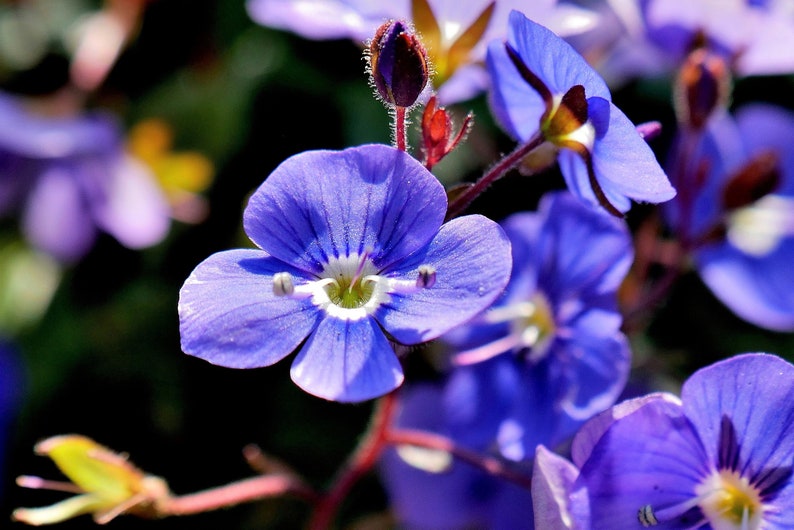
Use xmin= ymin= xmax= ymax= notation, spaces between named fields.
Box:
xmin=638 ymin=504 xmax=658 ymax=527
xmin=348 ymin=248 xmax=373 ymax=294
xmin=416 ymin=265 xmax=436 ymax=288
xmin=16 ymin=476 xmax=85 ymax=494
xmin=272 ymin=272 xmax=295 ymax=297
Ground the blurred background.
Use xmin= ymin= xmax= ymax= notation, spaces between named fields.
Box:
xmin=0 ymin=1 xmax=793 ymax=529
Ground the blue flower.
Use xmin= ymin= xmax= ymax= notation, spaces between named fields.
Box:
xmin=487 ymin=10 xmax=675 ymax=215
xmin=444 ymin=192 xmax=633 ymax=459
xmin=178 ymin=144 xmax=511 ymax=402
xmin=0 ymin=92 xmax=170 ymax=263
xmin=556 ymin=353 xmax=794 ymax=528
xmin=665 ymin=104 xmax=794 ymax=331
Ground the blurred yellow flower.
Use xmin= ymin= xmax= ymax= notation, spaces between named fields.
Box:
xmin=13 ymin=435 xmax=170 ymax=526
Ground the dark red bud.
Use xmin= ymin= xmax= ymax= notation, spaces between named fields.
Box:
xmin=369 ymin=20 xmax=429 ymax=108
xmin=722 ymin=150 xmax=780 ymax=210
xmin=674 ymin=48 xmax=732 ymax=129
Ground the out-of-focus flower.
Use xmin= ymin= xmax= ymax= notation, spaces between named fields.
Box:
xmin=487 ymin=11 xmax=675 ymax=215
xmin=665 ymin=104 xmax=794 ymax=331
xmin=380 ymin=383 xmax=534 ymax=529
xmin=246 ymin=0 xmax=599 ymax=103
xmin=126 ymin=118 xmax=214 ymax=224
xmin=178 ymin=144 xmax=511 ymax=403
xmin=546 ymin=353 xmax=794 ymax=528
xmin=596 ymin=0 xmax=794 ymax=83
xmin=445 ymin=192 xmax=633 ymax=460
xmin=13 ymin=434 xmax=170 ymax=526
xmin=0 ymin=91 xmax=170 ymax=263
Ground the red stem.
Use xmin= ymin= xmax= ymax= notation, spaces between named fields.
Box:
xmin=395 ymin=106 xmax=408 ymax=152
xmin=445 ymin=133 xmax=544 ymax=221
xmin=161 ymin=474 xmax=318 ymax=516
xmin=307 ymin=392 xmax=399 ymax=530
xmin=384 ymin=429 xmax=532 ymax=490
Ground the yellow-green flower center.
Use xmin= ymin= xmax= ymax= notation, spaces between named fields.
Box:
xmin=695 ymin=468 xmax=764 ymax=529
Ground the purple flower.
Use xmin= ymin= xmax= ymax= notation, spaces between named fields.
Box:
xmin=0 ymin=92 xmax=170 ymax=263
xmin=552 ymin=353 xmax=794 ymax=528
xmin=444 ymin=191 xmax=633 ymax=459
xmin=666 ymin=105 xmax=794 ymax=331
xmin=246 ymin=0 xmax=598 ymax=103
xmin=379 ymin=192 xmax=633 ymax=529
xmin=178 ymin=144 xmax=511 ymax=402
xmin=487 ymin=10 xmax=675 ymax=215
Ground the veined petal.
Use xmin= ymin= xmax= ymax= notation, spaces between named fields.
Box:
xmin=243 ymin=145 xmax=446 ymax=275
xmin=682 ymin=354 xmax=794 ymax=489
xmin=571 ymin=393 xmax=683 ymax=469
xmin=179 ymin=249 xmax=322 ymax=368
xmin=571 ymin=398 xmax=710 ymax=527
xmin=532 ymin=445 xmax=579 ymax=530
xmin=588 ymin=101 xmax=676 ymax=206
xmin=504 ymin=10 xmax=610 ymax=101
xmin=290 ymin=315 xmax=403 ymax=402
xmin=375 ymin=214 xmax=511 ymax=345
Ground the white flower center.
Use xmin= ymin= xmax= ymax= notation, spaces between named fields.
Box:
xmin=726 ymin=194 xmax=794 ymax=256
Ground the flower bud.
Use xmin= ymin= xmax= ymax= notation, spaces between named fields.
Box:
xmin=674 ymin=47 xmax=732 ymax=129
xmin=368 ymin=20 xmax=429 ymax=108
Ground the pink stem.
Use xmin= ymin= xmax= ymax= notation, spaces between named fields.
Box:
xmin=395 ymin=106 xmax=408 ymax=152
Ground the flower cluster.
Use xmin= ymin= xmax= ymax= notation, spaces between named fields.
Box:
xmin=6 ymin=1 xmax=794 ymax=530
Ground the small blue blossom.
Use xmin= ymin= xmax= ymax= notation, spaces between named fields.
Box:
xmin=665 ymin=104 xmax=794 ymax=331
xmin=443 ymin=191 xmax=633 ymax=459
xmin=554 ymin=353 xmax=794 ymax=528
xmin=0 ymin=91 xmax=170 ymax=263
xmin=487 ymin=10 xmax=676 ymax=215
xmin=178 ymin=144 xmax=511 ymax=403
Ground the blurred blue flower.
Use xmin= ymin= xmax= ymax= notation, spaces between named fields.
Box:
xmin=246 ymin=0 xmax=598 ymax=103
xmin=380 ymin=382 xmax=534 ymax=530
xmin=555 ymin=353 xmax=794 ymax=528
xmin=603 ymin=0 xmax=794 ymax=80
xmin=487 ymin=10 xmax=675 ymax=215
xmin=444 ymin=191 xmax=633 ymax=460
xmin=380 ymin=192 xmax=632 ymax=529
xmin=0 ymin=92 xmax=170 ymax=263
xmin=666 ymin=104 xmax=794 ymax=330
xmin=178 ymin=144 xmax=511 ymax=403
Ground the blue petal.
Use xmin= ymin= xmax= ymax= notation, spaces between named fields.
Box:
xmin=531 ymin=445 xmax=579 ymax=530
xmin=571 ymin=397 xmax=710 ymax=528
xmin=375 ymin=214 xmax=512 ymax=345
xmin=532 ymin=192 xmax=633 ymax=303
xmin=505 ymin=10 xmax=610 ymax=99
xmin=682 ymin=353 xmax=794 ymax=495
xmin=289 ymin=315 xmax=403 ymax=402
xmin=696 ymin=239 xmax=794 ymax=331
xmin=243 ymin=144 xmax=446 ymax=275
xmin=179 ymin=249 xmax=322 ymax=368
xmin=591 ymin=100 xmax=676 ymax=207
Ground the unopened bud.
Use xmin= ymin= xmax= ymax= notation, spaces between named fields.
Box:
xmin=674 ymin=48 xmax=732 ymax=129
xmin=420 ymin=95 xmax=472 ymax=169
xmin=368 ymin=20 xmax=429 ymax=108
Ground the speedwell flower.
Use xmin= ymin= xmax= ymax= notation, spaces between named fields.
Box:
xmin=178 ymin=144 xmax=511 ymax=402
xmin=559 ymin=353 xmax=794 ymax=528
xmin=487 ymin=10 xmax=675 ymax=215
